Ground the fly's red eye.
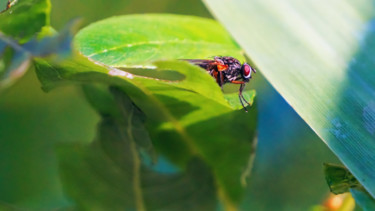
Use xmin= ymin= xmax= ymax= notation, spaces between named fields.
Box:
xmin=243 ymin=64 xmax=252 ymax=79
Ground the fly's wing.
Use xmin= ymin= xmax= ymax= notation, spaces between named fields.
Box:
xmin=182 ymin=59 xmax=229 ymax=72
xmin=181 ymin=59 xmax=215 ymax=70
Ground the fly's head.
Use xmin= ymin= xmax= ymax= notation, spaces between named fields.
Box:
xmin=241 ymin=63 xmax=256 ymax=82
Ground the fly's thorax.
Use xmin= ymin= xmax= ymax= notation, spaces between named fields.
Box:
xmin=220 ymin=57 xmax=242 ymax=82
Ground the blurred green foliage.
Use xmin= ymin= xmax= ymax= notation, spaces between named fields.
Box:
xmin=0 ymin=0 xmax=211 ymax=209
xmin=34 ymin=14 xmax=258 ymax=204
xmin=0 ymin=0 xmax=346 ymax=210
xmin=50 ymin=0 xmax=212 ymax=29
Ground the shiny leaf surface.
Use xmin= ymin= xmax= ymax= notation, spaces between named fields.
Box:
xmin=203 ymin=0 xmax=375 ymax=197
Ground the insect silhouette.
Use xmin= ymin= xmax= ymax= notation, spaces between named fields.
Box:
xmin=6 ymin=0 xmax=11 ymax=9
xmin=185 ymin=56 xmax=256 ymax=112
xmin=1 ymin=0 xmax=13 ymax=13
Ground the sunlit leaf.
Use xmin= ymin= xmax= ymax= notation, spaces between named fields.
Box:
xmin=203 ymin=0 xmax=375 ymax=197
xmin=74 ymin=14 xmax=244 ymax=68
xmin=224 ymin=90 xmax=256 ymax=110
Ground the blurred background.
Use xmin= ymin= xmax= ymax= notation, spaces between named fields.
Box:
xmin=0 ymin=0 xmax=341 ymax=210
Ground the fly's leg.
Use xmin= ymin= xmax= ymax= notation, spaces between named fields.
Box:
xmin=238 ymin=93 xmax=248 ymax=112
xmin=239 ymin=83 xmax=251 ymax=106
xmin=239 ymin=83 xmax=249 ymax=112
xmin=219 ymin=71 xmax=224 ymax=90
xmin=231 ymin=80 xmax=250 ymax=111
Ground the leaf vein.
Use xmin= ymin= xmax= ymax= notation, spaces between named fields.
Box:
xmin=87 ymin=40 xmax=235 ymax=57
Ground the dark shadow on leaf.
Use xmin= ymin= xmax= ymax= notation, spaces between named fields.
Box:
xmin=57 ymin=86 xmax=216 ymax=210
xmin=57 ymin=142 xmax=216 ymax=211
xmin=152 ymin=101 xmax=257 ymax=203
xmin=153 ymin=94 xmax=199 ymax=119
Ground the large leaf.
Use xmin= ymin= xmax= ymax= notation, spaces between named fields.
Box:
xmin=203 ymin=0 xmax=375 ymax=197
xmin=0 ymin=0 xmax=51 ymax=42
xmin=58 ymin=86 xmax=216 ymax=210
xmin=351 ymin=189 xmax=375 ymax=211
xmin=74 ymin=14 xmax=244 ymax=68
xmin=59 ymin=143 xmax=217 ymax=210
xmin=36 ymin=56 xmax=257 ymax=207
xmin=36 ymin=14 xmax=257 ymax=207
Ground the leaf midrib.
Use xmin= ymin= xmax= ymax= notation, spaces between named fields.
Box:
xmin=86 ymin=40 xmax=237 ymax=57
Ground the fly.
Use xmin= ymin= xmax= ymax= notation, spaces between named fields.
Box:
xmin=1 ymin=0 xmax=16 ymax=14
xmin=184 ymin=56 xmax=256 ymax=112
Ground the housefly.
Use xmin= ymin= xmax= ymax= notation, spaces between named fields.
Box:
xmin=184 ymin=56 xmax=256 ymax=112
xmin=1 ymin=0 xmax=13 ymax=13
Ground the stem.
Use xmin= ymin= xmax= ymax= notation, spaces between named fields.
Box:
xmin=241 ymin=136 xmax=258 ymax=186
xmin=125 ymin=105 xmax=146 ymax=211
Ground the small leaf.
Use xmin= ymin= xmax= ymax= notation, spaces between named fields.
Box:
xmin=324 ymin=163 xmax=360 ymax=195
xmin=0 ymin=19 xmax=78 ymax=88
xmin=0 ymin=0 xmax=51 ymax=43
xmin=324 ymin=163 xmax=375 ymax=211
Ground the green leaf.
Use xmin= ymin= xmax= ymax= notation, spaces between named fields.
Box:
xmin=324 ymin=163 xmax=361 ymax=195
xmin=36 ymin=14 xmax=257 ymax=207
xmin=84 ymin=85 xmax=156 ymax=161
xmin=35 ymin=53 xmax=253 ymax=208
xmin=74 ymin=14 xmax=245 ymax=68
xmin=0 ymin=0 xmax=51 ymax=43
xmin=324 ymin=163 xmax=375 ymax=210
xmin=0 ymin=201 xmax=19 ymax=210
xmin=0 ymin=20 xmax=78 ymax=89
xmin=59 ymin=143 xmax=217 ymax=210
xmin=58 ymin=87 xmax=216 ymax=210
xmin=203 ymin=0 xmax=375 ymax=197
xmin=224 ymin=90 xmax=256 ymax=110
xmin=35 ymin=56 xmax=257 ymax=204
